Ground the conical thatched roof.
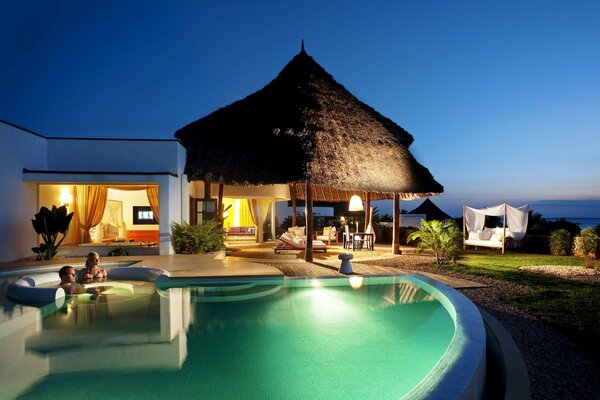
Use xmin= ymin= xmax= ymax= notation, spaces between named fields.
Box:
xmin=408 ymin=198 xmax=452 ymax=221
xmin=175 ymin=46 xmax=443 ymax=200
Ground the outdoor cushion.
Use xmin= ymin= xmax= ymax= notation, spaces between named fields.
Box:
xmin=468 ymin=231 xmax=481 ymax=241
xmin=490 ymin=233 xmax=503 ymax=242
xmin=479 ymin=230 xmax=493 ymax=240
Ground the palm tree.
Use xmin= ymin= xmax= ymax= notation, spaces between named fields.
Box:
xmin=408 ymin=219 xmax=462 ymax=264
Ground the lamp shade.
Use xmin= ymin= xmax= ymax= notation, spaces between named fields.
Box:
xmin=348 ymin=195 xmax=364 ymax=211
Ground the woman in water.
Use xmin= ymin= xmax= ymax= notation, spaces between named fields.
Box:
xmin=78 ymin=252 xmax=108 ymax=282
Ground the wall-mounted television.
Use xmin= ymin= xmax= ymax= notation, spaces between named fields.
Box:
xmin=133 ymin=206 xmax=158 ymax=225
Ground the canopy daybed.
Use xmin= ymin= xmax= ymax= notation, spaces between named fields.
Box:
xmin=463 ymin=204 xmax=529 ymax=254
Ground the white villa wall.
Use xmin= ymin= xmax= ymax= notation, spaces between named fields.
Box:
xmin=46 ymin=138 xmax=181 ymax=173
xmin=0 ymin=123 xmax=47 ymax=262
xmin=0 ymin=121 xmax=188 ymax=263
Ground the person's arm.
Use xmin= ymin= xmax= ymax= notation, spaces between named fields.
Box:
xmin=79 ymin=268 xmax=93 ymax=281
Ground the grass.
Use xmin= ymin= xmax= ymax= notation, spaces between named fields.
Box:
xmin=444 ymin=250 xmax=600 ymax=361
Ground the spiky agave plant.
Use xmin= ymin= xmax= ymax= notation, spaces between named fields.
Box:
xmin=31 ymin=205 xmax=74 ymax=260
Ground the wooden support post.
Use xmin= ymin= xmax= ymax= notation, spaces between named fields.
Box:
xmin=463 ymin=205 xmax=466 ymax=251
xmin=392 ymin=193 xmax=401 ymax=255
xmin=305 ymin=181 xmax=313 ymax=262
xmin=364 ymin=192 xmax=371 ymax=230
xmin=204 ymin=181 xmax=211 ymax=200
xmin=290 ymin=183 xmax=297 ymax=227
xmin=217 ymin=183 xmax=224 ymax=227
xmin=502 ymin=205 xmax=507 ymax=254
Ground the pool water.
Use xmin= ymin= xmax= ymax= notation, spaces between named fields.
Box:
xmin=1 ymin=276 xmax=455 ymax=400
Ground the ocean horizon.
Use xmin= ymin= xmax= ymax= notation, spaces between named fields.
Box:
xmin=278 ymin=199 xmax=600 ymax=228
xmin=543 ymin=218 xmax=600 ymax=229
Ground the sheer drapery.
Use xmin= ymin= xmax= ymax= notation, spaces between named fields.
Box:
xmin=247 ymin=199 xmax=270 ymax=243
xmin=222 ymin=198 xmax=254 ymax=229
xmin=74 ymin=186 xmax=108 ymax=243
xmin=464 ymin=204 xmax=529 ymax=240
xmin=95 ymin=200 xmax=125 ymax=242
xmin=146 ymin=186 xmax=160 ymax=222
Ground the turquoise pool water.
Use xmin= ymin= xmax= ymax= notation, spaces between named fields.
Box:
xmin=1 ymin=276 xmax=458 ymax=400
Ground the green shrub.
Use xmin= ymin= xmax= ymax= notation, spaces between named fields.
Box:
xmin=407 ymin=219 xmax=462 ymax=264
xmin=171 ymin=220 xmax=225 ymax=254
xmin=107 ymin=247 xmax=129 ymax=257
xmin=573 ymin=227 xmax=599 ymax=260
xmin=548 ymin=229 xmax=571 ymax=256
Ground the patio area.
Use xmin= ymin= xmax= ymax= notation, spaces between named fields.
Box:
xmin=0 ymin=242 xmax=483 ymax=290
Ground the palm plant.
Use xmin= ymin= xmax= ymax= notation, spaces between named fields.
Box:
xmin=171 ymin=220 xmax=225 ymax=254
xmin=31 ymin=205 xmax=74 ymax=260
xmin=408 ymin=219 xmax=462 ymax=264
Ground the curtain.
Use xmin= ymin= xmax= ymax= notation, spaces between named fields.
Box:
xmin=146 ymin=186 xmax=160 ymax=223
xmin=247 ymin=199 xmax=270 ymax=243
xmin=96 ymin=200 xmax=125 ymax=242
xmin=464 ymin=204 xmax=529 ymax=240
xmin=74 ymin=186 xmax=108 ymax=243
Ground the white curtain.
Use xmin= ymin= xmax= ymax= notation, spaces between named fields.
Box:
xmin=464 ymin=204 xmax=529 ymax=240
xmin=247 ymin=199 xmax=270 ymax=243
xmin=96 ymin=200 xmax=125 ymax=242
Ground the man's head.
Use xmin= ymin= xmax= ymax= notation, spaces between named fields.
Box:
xmin=59 ymin=266 xmax=76 ymax=284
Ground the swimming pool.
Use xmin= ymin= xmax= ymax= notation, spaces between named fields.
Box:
xmin=0 ymin=274 xmax=485 ymax=400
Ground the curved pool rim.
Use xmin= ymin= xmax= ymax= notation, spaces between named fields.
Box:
xmin=399 ymin=274 xmax=486 ymax=400
xmin=159 ymin=273 xmax=487 ymax=400
xmin=2 ymin=269 xmax=486 ymax=400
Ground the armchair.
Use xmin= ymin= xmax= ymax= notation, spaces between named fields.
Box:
xmin=316 ymin=226 xmax=338 ymax=245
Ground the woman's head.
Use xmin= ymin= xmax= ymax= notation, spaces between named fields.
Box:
xmin=85 ymin=252 xmax=100 ymax=268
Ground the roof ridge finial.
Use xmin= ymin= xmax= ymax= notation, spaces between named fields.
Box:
xmin=301 ymin=39 xmax=305 ymax=53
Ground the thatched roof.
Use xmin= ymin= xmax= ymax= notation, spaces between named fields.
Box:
xmin=175 ymin=45 xmax=443 ymax=200
xmin=408 ymin=198 xmax=452 ymax=221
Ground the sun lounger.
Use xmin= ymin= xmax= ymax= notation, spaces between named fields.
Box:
xmin=274 ymin=232 xmax=328 ymax=253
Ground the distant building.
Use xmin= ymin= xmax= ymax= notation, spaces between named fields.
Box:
xmin=408 ymin=198 xmax=452 ymax=221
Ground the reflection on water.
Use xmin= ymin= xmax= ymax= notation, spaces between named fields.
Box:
xmin=0 ymin=277 xmax=453 ymax=400
xmin=0 ymin=280 xmax=191 ymax=400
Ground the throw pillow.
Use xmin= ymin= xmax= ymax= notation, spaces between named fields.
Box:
xmin=468 ymin=231 xmax=481 ymax=240
xmin=479 ymin=230 xmax=493 ymax=240
xmin=490 ymin=233 xmax=503 ymax=242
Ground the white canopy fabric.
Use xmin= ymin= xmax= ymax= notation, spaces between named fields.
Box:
xmin=464 ymin=204 xmax=529 ymax=240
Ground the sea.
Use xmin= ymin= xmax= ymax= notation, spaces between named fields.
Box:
xmin=278 ymin=199 xmax=600 ymax=228
xmin=543 ymin=218 xmax=600 ymax=229
xmin=529 ymin=200 xmax=600 ymax=228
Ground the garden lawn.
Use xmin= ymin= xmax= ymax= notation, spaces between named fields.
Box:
xmin=452 ymin=251 xmax=600 ymax=361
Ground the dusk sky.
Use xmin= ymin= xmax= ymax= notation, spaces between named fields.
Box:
xmin=2 ymin=1 xmax=599 ymax=218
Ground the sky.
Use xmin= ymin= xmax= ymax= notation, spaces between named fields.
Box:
xmin=2 ymin=1 xmax=600 ymax=218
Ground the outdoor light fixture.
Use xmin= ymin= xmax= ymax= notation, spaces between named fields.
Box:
xmin=349 ymin=276 xmax=363 ymax=289
xmin=348 ymin=195 xmax=364 ymax=212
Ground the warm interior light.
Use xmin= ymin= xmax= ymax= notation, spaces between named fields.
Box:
xmin=349 ymin=276 xmax=363 ymax=289
xmin=60 ymin=190 xmax=73 ymax=206
xmin=233 ymin=199 xmax=241 ymax=227
xmin=348 ymin=195 xmax=364 ymax=211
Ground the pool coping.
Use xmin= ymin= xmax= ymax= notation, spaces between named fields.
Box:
xmin=401 ymin=274 xmax=487 ymax=400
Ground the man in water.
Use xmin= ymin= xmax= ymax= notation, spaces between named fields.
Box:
xmin=59 ymin=265 xmax=86 ymax=294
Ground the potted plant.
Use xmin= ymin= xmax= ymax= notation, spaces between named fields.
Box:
xmin=31 ymin=205 xmax=74 ymax=260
